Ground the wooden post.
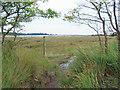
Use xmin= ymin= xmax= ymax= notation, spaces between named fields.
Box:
xmin=43 ymin=36 xmax=46 ymax=57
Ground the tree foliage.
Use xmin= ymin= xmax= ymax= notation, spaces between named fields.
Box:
xmin=0 ymin=1 xmax=59 ymax=44
xmin=64 ymin=0 xmax=119 ymax=54
xmin=64 ymin=0 xmax=119 ymax=33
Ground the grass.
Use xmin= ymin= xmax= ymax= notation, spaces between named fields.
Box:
xmin=2 ymin=40 xmax=59 ymax=88
xmin=59 ymin=37 xmax=118 ymax=88
xmin=2 ymin=36 xmax=118 ymax=88
xmin=0 ymin=41 xmax=2 ymax=89
xmin=2 ymin=40 xmax=31 ymax=88
xmin=13 ymin=36 xmax=107 ymax=63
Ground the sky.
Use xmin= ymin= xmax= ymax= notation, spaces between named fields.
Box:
xmin=21 ymin=0 xmax=96 ymax=35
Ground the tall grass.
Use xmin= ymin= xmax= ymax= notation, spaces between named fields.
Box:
xmin=2 ymin=40 xmax=59 ymax=88
xmin=2 ymin=40 xmax=31 ymax=88
xmin=3 ymin=36 xmax=117 ymax=88
xmin=60 ymin=40 xmax=118 ymax=88
xmin=0 ymin=41 xmax=2 ymax=89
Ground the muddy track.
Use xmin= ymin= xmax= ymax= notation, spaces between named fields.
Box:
xmin=44 ymin=77 xmax=58 ymax=88
xmin=39 ymin=56 xmax=76 ymax=88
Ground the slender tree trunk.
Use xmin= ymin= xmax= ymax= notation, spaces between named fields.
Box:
xmin=1 ymin=22 xmax=3 ymax=45
xmin=91 ymin=2 xmax=108 ymax=54
xmin=13 ymin=28 xmax=16 ymax=41
xmin=103 ymin=21 xmax=108 ymax=79
xmin=2 ymin=34 xmax=5 ymax=45
xmin=1 ymin=22 xmax=5 ymax=45
xmin=103 ymin=21 xmax=108 ymax=54
xmin=97 ymin=31 xmax=102 ymax=49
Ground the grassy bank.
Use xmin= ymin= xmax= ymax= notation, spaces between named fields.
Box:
xmin=2 ymin=36 xmax=118 ymax=88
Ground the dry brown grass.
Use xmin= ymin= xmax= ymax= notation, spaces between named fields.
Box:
xmin=6 ymin=36 xmax=116 ymax=64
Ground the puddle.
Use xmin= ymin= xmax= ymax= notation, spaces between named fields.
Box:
xmin=60 ymin=56 xmax=76 ymax=69
xmin=60 ymin=60 xmax=73 ymax=69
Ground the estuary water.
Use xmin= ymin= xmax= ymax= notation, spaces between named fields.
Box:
xmin=0 ymin=34 xmax=86 ymax=37
xmin=0 ymin=35 xmax=50 ymax=37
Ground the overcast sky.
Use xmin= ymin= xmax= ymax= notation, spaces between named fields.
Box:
xmin=21 ymin=0 xmax=96 ymax=35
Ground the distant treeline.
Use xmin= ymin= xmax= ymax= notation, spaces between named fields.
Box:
xmin=0 ymin=32 xmax=55 ymax=35
xmin=17 ymin=33 xmax=53 ymax=35
xmin=91 ymin=34 xmax=104 ymax=36
xmin=91 ymin=32 xmax=117 ymax=36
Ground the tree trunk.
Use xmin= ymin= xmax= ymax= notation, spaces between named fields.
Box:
xmin=103 ymin=21 xmax=108 ymax=54
xmin=13 ymin=28 xmax=16 ymax=41
xmin=1 ymin=21 xmax=5 ymax=45
xmin=97 ymin=31 xmax=102 ymax=49
xmin=2 ymin=34 xmax=5 ymax=45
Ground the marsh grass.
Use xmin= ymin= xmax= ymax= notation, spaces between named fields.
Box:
xmin=2 ymin=40 xmax=59 ymax=88
xmin=3 ymin=36 xmax=117 ymax=88
xmin=2 ymin=40 xmax=31 ymax=88
xmin=0 ymin=41 xmax=2 ymax=89
xmin=59 ymin=39 xmax=118 ymax=88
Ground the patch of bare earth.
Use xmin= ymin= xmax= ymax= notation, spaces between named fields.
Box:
xmin=19 ymin=71 xmax=58 ymax=88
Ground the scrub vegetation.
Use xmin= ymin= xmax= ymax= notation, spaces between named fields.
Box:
xmin=2 ymin=36 xmax=118 ymax=88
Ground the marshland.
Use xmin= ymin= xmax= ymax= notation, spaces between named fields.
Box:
xmin=1 ymin=0 xmax=120 ymax=89
xmin=2 ymin=36 xmax=119 ymax=88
